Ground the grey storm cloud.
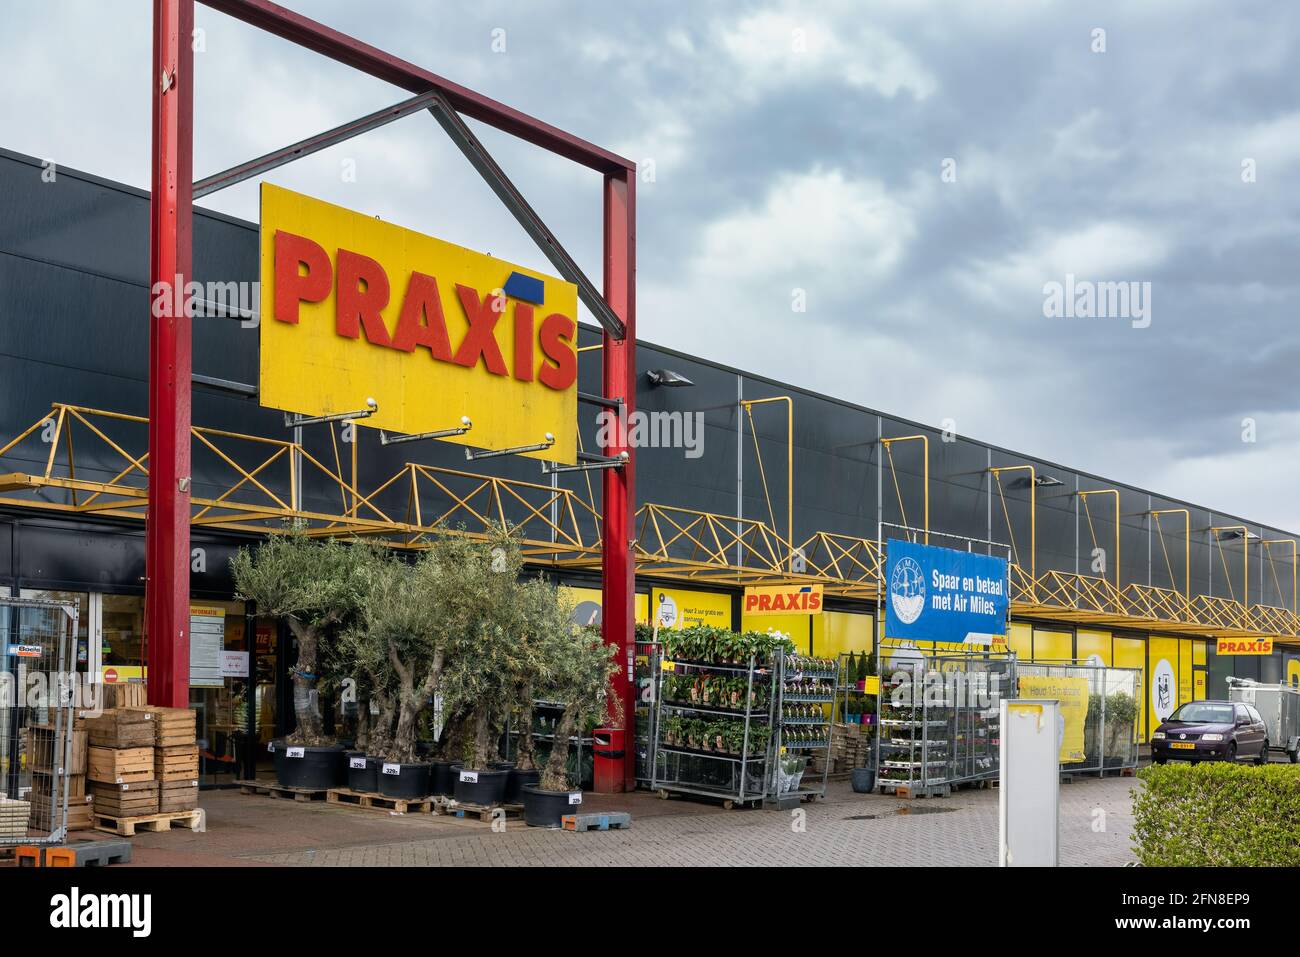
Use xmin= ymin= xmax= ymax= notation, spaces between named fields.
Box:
xmin=3 ymin=0 xmax=1300 ymax=526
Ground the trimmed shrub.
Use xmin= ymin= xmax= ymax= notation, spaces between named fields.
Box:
xmin=1131 ymin=762 xmax=1300 ymax=866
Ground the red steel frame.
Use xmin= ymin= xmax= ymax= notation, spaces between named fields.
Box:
xmin=148 ymin=0 xmax=638 ymax=790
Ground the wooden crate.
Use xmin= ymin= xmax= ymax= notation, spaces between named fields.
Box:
xmin=102 ymin=683 xmax=147 ymax=710
xmin=28 ymin=793 xmax=94 ymax=831
xmin=144 ymin=707 xmax=197 ymax=747
xmin=88 ymin=746 xmax=154 ymax=784
xmin=155 ymin=745 xmax=199 ymax=781
xmin=90 ymin=780 xmax=159 ymax=817
xmin=31 ymin=771 xmax=86 ymax=800
xmin=25 ymin=726 xmax=88 ymax=775
xmin=84 ymin=710 xmax=155 ymax=749
xmin=159 ymin=780 xmax=199 ymax=813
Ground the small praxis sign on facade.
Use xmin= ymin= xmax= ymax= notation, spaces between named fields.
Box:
xmin=1216 ymin=637 xmax=1274 ymax=655
xmin=259 ymin=184 xmax=579 ymax=463
xmin=743 ymin=583 xmax=823 ymax=616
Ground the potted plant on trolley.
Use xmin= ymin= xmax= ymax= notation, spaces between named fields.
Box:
xmin=521 ymin=625 xmax=621 ymax=828
xmin=231 ymin=532 xmax=384 ymax=790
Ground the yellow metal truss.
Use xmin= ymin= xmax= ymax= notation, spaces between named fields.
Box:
xmin=0 ymin=403 xmax=1297 ymax=645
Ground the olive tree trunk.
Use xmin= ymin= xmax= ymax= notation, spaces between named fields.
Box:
xmin=539 ymin=706 xmax=578 ymax=792
xmin=286 ymin=617 xmax=326 ymax=745
xmin=515 ymin=684 xmax=537 ymax=770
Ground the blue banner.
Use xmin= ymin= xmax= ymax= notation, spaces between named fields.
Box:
xmin=884 ymin=539 xmax=1008 ymax=645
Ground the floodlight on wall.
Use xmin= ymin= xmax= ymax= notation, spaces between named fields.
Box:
xmin=284 ymin=398 xmax=377 ymax=428
xmin=542 ymin=450 xmax=629 ymax=475
xmin=380 ymin=416 xmax=472 ymax=446
xmin=647 ymin=369 xmax=694 ymax=388
xmin=465 ymin=433 xmax=556 ymax=461
xmin=1002 ymin=472 xmax=1062 ymax=490
xmin=1213 ymin=528 xmax=1259 ymax=542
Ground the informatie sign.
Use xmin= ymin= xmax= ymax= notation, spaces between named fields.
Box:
xmin=190 ymin=605 xmax=226 ymax=688
xmin=1017 ymin=675 xmax=1089 ymax=763
xmin=884 ymin=539 xmax=1008 ymax=645
xmin=260 ymin=183 xmax=579 ymax=463
xmin=1216 ymin=637 xmax=1273 ymax=655
xmin=742 ymin=583 xmax=823 ymax=616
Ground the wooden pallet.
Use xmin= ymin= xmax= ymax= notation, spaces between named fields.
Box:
xmin=235 ymin=780 xmax=328 ymax=802
xmin=433 ymin=796 xmax=522 ymax=823
xmin=92 ymin=808 xmax=202 ymax=837
xmin=326 ymin=788 xmax=433 ymax=814
xmin=563 ymin=812 xmax=631 ymax=832
xmin=881 ymin=781 xmax=951 ymax=799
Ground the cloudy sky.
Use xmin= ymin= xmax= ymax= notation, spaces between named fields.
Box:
xmin=4 ymin=1 xmax=1300 ymax=528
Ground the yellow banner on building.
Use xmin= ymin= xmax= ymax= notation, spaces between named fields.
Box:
xmin=1216 ymin=637 xmax=1273 ymax=655
xmin=1017 ymin=675 xmax=1090 ymax=764
xmin=259 ymin=183 xmax=579 ymax=462
xmin=651 ymin=587 xmax=732 ymax=629
xmin=743 ymin=583 xmax=823 ymax=616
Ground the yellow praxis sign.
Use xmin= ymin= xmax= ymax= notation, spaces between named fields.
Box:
xmin=259 ymin=184 xmax=578 ymax=463
xmin=1215 ymin=637 xmax=1274 ymax=655
xmin=743 ymin=583 xmax=823 ymax=616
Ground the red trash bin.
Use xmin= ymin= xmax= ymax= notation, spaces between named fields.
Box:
xmin=592 ymin=727 xmax=626 ymax=793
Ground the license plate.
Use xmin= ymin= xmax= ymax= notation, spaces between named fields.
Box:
xmin=1170 ymin=742 xmax=1196 ymax=750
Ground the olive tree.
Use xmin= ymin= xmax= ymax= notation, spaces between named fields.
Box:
xmin=537 ymin=625 xmax=622 ymax=792
xmin=230 ymin=532 xmax=382 ymax=745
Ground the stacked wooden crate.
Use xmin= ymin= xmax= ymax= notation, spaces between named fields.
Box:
xmin=85 ymin=709 xmax=157 ymax=818
xmin=148 ymin=707 xmax=199 ymax=812
xmin=26 ymin=723 xmax=93 ymax=831
xmin=832 ymin=722 xmax=871 ymax=773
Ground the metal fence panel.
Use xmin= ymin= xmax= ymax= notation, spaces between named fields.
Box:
xmin=0 ymin=597 xmax=78 ymax=846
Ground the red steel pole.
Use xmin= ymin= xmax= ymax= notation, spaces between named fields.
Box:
xmin=600 ymin=170 xmax=636 ymax=791
xmin=146 ymin=0 xmax=194 ymax=708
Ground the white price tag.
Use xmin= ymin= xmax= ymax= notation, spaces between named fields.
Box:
xmin=568 ymin=792 xmax=583 ymax=805
xmin=286 ymin=747 xmax=305 ymax=759
xmin=459 ymin=770 xmax=478 ymax=784
xmin=349 ymin=757 xmax=367 ymax=769
xmin=266 ymin=742 xmax=275 ymax=753
xmin=382 ymin=762 xmax=401 ymax=775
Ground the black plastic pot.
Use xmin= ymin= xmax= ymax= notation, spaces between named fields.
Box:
xmin=346 ymin=752 xmax=381 ymax=793
xmin=521 ymin=785 xmax=582 ymax=828
xmin=430 ymin=760 xmax=459 ymax=797
xmin=272 ymin=741 xmax=347 ymax=790
xmin=851 ymin=766 xmax=876 ymax=794
xmin=504 ymin=767 xmax=541 ymax=804
xmin=378 ymin=761 xmax=432 ymax=800
xmin=451 ymin=766 xmax=509 ymax=806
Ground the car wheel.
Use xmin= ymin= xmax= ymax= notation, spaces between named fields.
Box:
xmin=1257 ymin=740 xmax=1269 ymax=765
xmin=1153 ymin=755 xmax=1167 ymax=765
xmin=1290 ymin=749 xmax=1299 ymax=764
xmin=1226 ymin=742 xmax=1238 ymax=763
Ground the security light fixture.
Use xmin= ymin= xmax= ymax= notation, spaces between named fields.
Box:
xmin=647 ymin=369 xmax=694 ymax=388
xmin=1002 ymin=472 xmax=1063 ymax=490
xmin=465 ymin=433 xmax=556 ymax=461
xmin=285 ymin=398 xmax=377 ymax=428
xmin=1214 ymin=528 xmax=1259 ymax=541
xmin=542 ymin=450 xmax=629 ymax=475
xmin=380 ymin=416 xmax=472 ymax=446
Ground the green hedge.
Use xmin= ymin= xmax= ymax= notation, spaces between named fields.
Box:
xmin=1132 ymin=763 xmax=1300 ymax=866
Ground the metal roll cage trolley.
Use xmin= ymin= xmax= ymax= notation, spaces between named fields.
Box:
xmin=145 ymin=0 xmax=639 ymax=790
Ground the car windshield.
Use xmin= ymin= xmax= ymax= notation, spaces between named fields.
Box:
xmin=1168 ymin=704 xmax=1233 ymax=723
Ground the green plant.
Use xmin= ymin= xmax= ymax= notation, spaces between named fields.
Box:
xmin=1131 ymin=763 xmax=1300 ymax=866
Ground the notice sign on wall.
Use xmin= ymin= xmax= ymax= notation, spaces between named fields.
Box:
xmin=1017 ymin=674 xmax=1090 ymax=763
xmin=190 ymin=605 xmax=226 ymax=688
xmin=884 ymin=539 xmax=1008 ymax=645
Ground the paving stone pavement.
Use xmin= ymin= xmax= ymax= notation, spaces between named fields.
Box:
xmin=231 ymin=776 xmax=1137 ymax=867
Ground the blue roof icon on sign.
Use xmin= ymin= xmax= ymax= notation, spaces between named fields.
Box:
xmin=503 ymin=271 xmax=545 ymax=305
